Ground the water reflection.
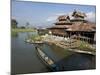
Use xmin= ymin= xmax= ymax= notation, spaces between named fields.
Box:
xmin=11 ymin=32 xmax=18 ymax=37
xmin=56 ymin=53 xmax=95 ymax=71
xmin=11 ymin=32 xmax=50 ymax=75
xmin=11 ymin=32 xmax=96 ymax=75
xmin=37 ymin=43 xmax=96 ymax=71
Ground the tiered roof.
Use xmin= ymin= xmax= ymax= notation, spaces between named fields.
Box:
xmin=67 ymin=22 xmax=96 ymax=31
xmin=72 ymin=10 xmax=87 ymax=19
xmin=58 ymin=15 xmax=70 ymax=21
xmin=49 ymin=25 xmax=70 ymax=29
xmin=49 ymin=10 xmax=96 ymax=32
xmin=55 ymin=15 xmax=72 ymax=25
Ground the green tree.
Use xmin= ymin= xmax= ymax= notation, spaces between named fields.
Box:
xmin=20 ymin=26 xmax=25 ymax=29
xmin=11 ymin=19 xmax=18 ymax=28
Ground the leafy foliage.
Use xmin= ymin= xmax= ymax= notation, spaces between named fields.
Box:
xmin=30 ymin=35 xmax=43 ymax=41
xmin=11 ymin=19 xmax=18 ymax=28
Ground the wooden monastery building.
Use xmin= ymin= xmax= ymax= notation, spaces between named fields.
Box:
xmin=48 ymin=10 xmax=96 ymax=44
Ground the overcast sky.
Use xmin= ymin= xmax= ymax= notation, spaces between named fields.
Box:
xmin=12 ymin=0 xmax=96 ymax=28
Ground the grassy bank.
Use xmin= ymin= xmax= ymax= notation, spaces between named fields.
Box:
xmin=29 ymin=35 xmax=43 ymax=41
xmin=11 ymin=28 xmax=37 ymax=32
xmin=71 ymin=40 xmax=96 ymax=53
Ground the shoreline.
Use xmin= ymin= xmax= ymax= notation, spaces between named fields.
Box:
xmin=44 ymin=40 xmax=96 ymax=55
xmin=11 ymin=28 xmax=37 ymax=32
xmin=25 ymin=34 xmax=96 ymax=55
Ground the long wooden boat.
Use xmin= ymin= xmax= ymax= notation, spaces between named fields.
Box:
xmin=35 ymin=46 xmax=59 ymax=71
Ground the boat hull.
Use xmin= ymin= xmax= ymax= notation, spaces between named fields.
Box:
xmin=35 ymin=47 xmax=58 ymax=71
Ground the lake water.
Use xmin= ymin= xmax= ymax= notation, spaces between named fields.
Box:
xmin=11 ymin=32 xmax=96 ymax=75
